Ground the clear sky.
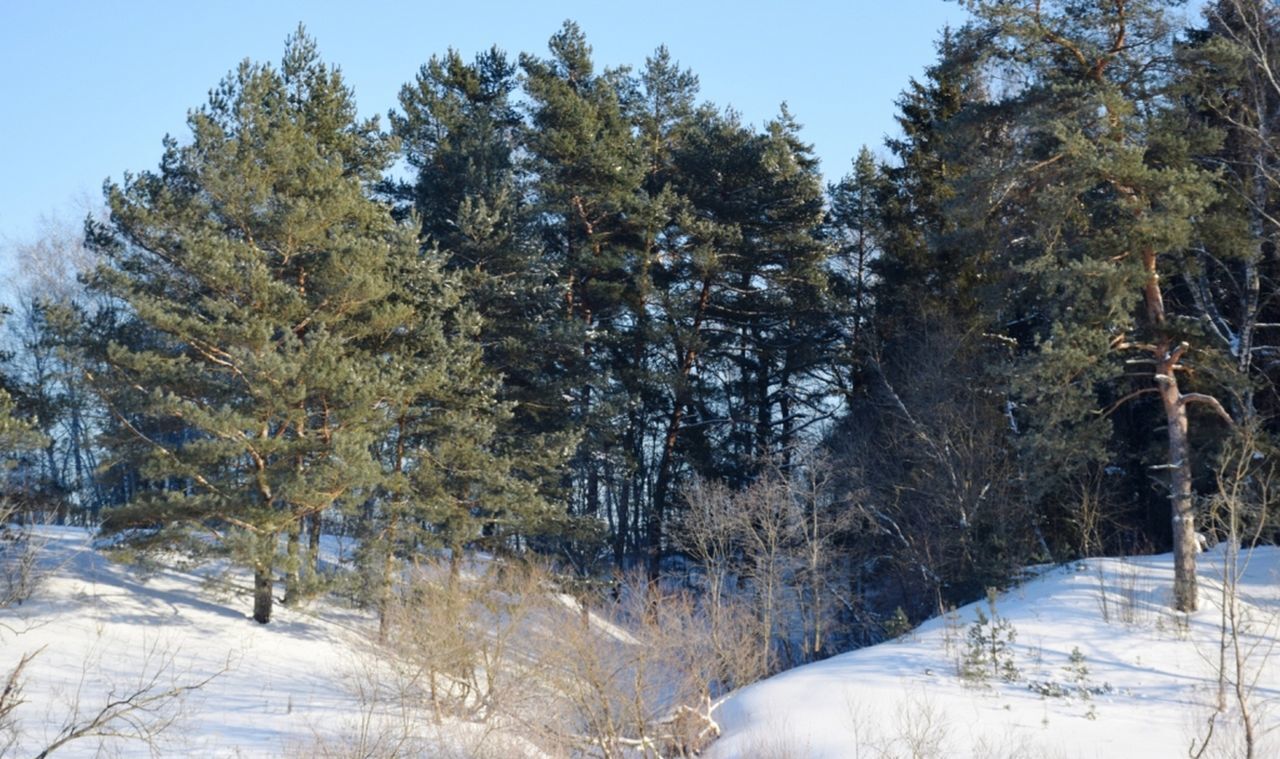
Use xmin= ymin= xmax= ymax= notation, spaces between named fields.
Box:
xmin=0 ymin=0 xmax=968 ymax=257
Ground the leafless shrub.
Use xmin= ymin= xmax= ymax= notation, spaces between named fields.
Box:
xmin=296 ymin=650 xmax=429 ymax=759
xmin=842 ymin=689 xmax=962 ymax=759
xmin=0 ymin=649 xmax=39 ymax=755
xmin=731 ymin=719 xmax=810 ymax=759
xmin=1 ymin=519 xmax=225 ymax=758
xmin=378 ymin=558 xmax=554 ymax=731
xmin=1189 ymin=427 xmax=1280 ymax=759
xmin=531 ymin=573 xmax=733 ymax=757
xmin=676 ymin=455 xmax=854 ymax=677
xmin=10 ymin=639 xmax=229 ymax=758
xmin=1 ymin=502 xmax=48 ymax=610
xmin=372 ymin=555 xmax=765 ymax=758
xmin=890 ymin=688 xmax=950 ymax=758
xmin=1094 ymin=559 xmax=1150 ymax=627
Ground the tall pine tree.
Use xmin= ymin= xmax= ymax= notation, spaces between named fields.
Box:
xmin=87 ymin=29 xmax=513 ymax=623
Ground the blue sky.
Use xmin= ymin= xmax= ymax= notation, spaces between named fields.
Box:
xmin=0 ymin=0 xmax=968 ymax=255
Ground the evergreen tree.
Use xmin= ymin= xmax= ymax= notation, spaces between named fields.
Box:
xmin=1173 ymin=0 xmax=1280 ymax=431
xmin=86 ymin=29 xmax=499 ymax=624
xmin=963 ymin=0 xmax=1224 ymax=611
xmin=389 ymin=46 xmax=575 ymax=523
xmin=368 ymin=250 xmax=563 ymax=634
xmin=827 ymin=146 xmax=884 ymax=363
xmin=609 ymin=46 xmax=700 ymax=568
xmin=520 ymin=21 xmax=647 ymax=528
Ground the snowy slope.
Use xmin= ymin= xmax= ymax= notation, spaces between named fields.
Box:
xmin=708 ymin=547 xmax=1280 ymax=759
xmin=0 ymin=527 xmax=476 ymax=758
xmin=6 ymin=528 xmax=1279 ymax=758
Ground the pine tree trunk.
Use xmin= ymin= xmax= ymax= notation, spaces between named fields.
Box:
xmin=308 ymin=512 xmax=321 ymax=577
xmin=379 ymin=512 xmax=399 ymax=641
xmin=648 ymin=413 xmax=682 ymax=580
xmin=1145 ymin=245 xmax=1199 ymax=613
xmin=448 ymin=536 xmax=461 ymax=593
xmin=283 ymin=517 xmax=302 ymax=607
xmin=647 ymin=275 xmax=713 ymax=580
xmin=253 ymin=543 xmax=275 ymax=625
xmin=615 ymin=460 xmax=631 ymax=567
xmin=1158 ymin=345 xmax=1198 ymax=613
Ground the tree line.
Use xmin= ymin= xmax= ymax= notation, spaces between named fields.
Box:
xmin=1 ymin=1 xmax=1277 ymax=646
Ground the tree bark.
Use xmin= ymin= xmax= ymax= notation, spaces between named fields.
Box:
xmin=308 ymin=512 xmax=321 ymax=577
xmin=283 ymin=516 xmax=302 ymax=607
xmin=379 ymin=511 xmax=399 ymax=641
xmin=1156 ymin=343 xmax=1199 ymax=612
xmin=252 ymin=567 xmax=273 ymax=624
xmin=1144 ymin=244 xmax=1210 ymax=613
xmin=251 ymin=529 xmax=277 ymax=624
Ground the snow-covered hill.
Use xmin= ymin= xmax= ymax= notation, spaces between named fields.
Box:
xmin=0 ymin=527 xmax=518 ymax=758
xmin=4 ymin=527 xmax=1278 ymax=758
xmin=709 ymin=547 xmax=1280 ymax=759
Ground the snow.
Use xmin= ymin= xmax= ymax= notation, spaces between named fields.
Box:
xmin=0 ymin=527 xmax=480 ymax=758
xmin=707 ymin=548 xmax=1280 ymax=758
xmin=5 ymin=527 xmax=1279 ymax=758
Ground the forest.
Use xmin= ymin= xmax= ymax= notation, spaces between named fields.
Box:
xmin=1 ymin=0 xmax=1278 ymax=701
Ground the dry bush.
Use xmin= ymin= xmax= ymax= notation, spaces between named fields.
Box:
xmin=1 ymin=513 xmax=224 ymax=758
xmin=378 ymin=558 xmax=556 ymax=729
xmin=842 ymin=689 xmax=1068 ymax=759
xmin=0 ymin=650 xmax=38 ymax=755
xmin=1 ymin=502 xmax=48 ymax=610
xmin=295 ymin=650 xmax=429 ymax=759
xmin=531 ymin=574 xmax=731 ymax=757
xmin=0 ymin=637 xmax=228 ymax=758
xmin=1189 ymin=428 xmax=1280 ymax=759
xmin=1092 ymin=559 xmax=1151 ymax=628
xmin=374 ymin=556 xmax=755 ymax=758
xmin=677 ymin=458 xmax=853 ymax=677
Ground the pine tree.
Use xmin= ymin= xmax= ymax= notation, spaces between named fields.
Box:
xmin=963 ymin=0 xmax=1224 ymax=611
xmin=368 ymin=250 xmax=564 ymax=634
xmin=520 ymin=21 xmax=647 ymax=528
xmin=611 ymin=46 xmax=700 ymax=568
xmin=88 ymin=28 xmax=428 ymax=623
xmin=1173 ymin=0 xmax=1280 ymax=430
xmin=389 ymin=46 xmax=575 ymax=528
xmin=827 ymin=146 xmax=884 ymax=362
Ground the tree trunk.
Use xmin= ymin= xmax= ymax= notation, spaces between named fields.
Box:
xmin=1158 ymin=346 xmax=1199 ymax=613
xmin=648 ymin=412 xmax=682 ymax=580
xmin=448 ymin=536 xmax=462 ymax=593
xmin=252 ymin=529 xmax=277 ymax=623
xmin=283 ymin=516 xmax=302 ymax=607
xmin=379 ymin=512 xmax=399 ymax=641
xmin=647 ymin=275 xmax=714 ymax=579
xmin=308 ymin=511 xmax=321 ymax=577
xmin=615 ymin=461 xmax=631 ymax=567
xmin=253 ymin=563 xmax=274 ymax=624
xmin=1145 ymin=244 xmax=1201 ymax=613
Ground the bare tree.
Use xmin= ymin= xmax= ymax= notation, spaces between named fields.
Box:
xmin=1191 ymin=426 xmax=1279 ymax=759
xmin=30 ymin=642 xmax=228 ymax=759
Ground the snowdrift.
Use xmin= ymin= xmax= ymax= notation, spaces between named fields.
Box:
xmin=708 ymin=547 xmax=1280 ymax=758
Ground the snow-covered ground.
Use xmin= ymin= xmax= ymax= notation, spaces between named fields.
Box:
xmin=0 ymin=527 xmax=453 ymax=758
xmin=709 ymin=547 xmax=1280 ymax=758
xmin=4 ymin=527 xmax=1278 ymax=758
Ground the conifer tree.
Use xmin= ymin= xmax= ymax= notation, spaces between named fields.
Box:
xmin=1174 ymin=0 xmax=1280 ymax=429
xmin=827 ymin=146 xmax=884 ymax=361
xmin=389 ymin=46 xmax=575 ymax=524
xmin=88 ymin=29 xmax=446 ymax=623
xmin=521 ymin=21 xmax=647 ymax=527
xmin=963 ymin=0 xmax=1224 ymax=611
